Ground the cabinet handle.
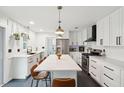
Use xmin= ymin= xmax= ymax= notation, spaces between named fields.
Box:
xmin=91 ymin=72 xmax=96 ymax=77
xmin=104 ymin=66 xmax=114 ymax=71
xmin=116 ymin=37 xmax=118 ymax=45
xmin=91 ymin=60 xmax=96 ymax=63
xmin=119 ymin=36 xmax=121 ymax=45
xmin=104 ymin=83 xmax=109 ymax=87
xmin=100 ymin=39 xmax=103 ymax=45
xmin=104 ymin=73 xmax=114 ymax=80
xmin=91 ymin=65 xmax=96 ymax=69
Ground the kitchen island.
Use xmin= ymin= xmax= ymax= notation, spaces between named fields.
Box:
xmin=35 ymin=54 xmax=82 ymax=86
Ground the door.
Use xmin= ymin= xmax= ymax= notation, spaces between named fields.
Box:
xmin=46 ymin=37 xmax=56 ymax=55
xmin=0 ymin=27 xmax=4 ymax=86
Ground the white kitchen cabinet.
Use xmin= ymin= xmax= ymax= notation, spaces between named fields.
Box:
xmin=103 ymin=16 xmax=110 ymax=46
xmin=82 ymin=28 xmax=88 ymax=46
xmin=89 ymin=56 xmax=124 ymax=87
xmin=109 ymin=8 xmax=122 ymax=46
xmin=77 ymin=31 xmax=83 ymax=45
xmin=101 ymin=63 xmax=121 ymax=87
xmin=89 ymin=57 xmax=101 ymax=83
xmin=97 ymin=19 xmax=104 ymax=46
xmin=12 ymin=54 xmax=40 ymax=79
xmin=69 ymin=31 xmax=79 ymax=45
xmin=121 ymin=7 xmax=124 ymax=46
xmin=121 ymin=70 xmax=124 ymax=87
xmin=97 ymin=16 xmax=109 ymax=46
xmin=70 ymin=52 xmax=82 ymax=66
xmin=0 ymin=16 xmax=7 ymax=28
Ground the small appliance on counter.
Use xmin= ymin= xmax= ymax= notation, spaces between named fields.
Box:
xmin=69 ymin=45 xmax=79 ymax=52
xmin=79 ymin=45 xmax=85 ymax=52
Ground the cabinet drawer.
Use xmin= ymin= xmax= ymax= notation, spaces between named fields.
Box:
xmin=89 ymin=64 xmax=97 ymax=70
xmin=28 ymin=57 xmax=34 ymax=63
xmin=103 ymin=64 xmax=120 ymax=76
xmin=103 ymin=72 xmax=120 ymax=83
xmin=101 ymin=74 xmax=120 ymax=87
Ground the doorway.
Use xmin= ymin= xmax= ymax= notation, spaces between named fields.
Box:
xmin=0 ymin=26 xmax=4 ymax=86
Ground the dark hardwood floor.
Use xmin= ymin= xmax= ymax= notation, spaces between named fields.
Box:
xmin=3 ymin=70 xmax=101 ymax=87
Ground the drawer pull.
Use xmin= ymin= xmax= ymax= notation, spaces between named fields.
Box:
xmin=104 ymin=73 xmax=114 ymax=80
xmin=104 ymin=66 xmax=114 ymax=71
xmin=91 ymin=60 xmax=96 ymax=63
xmin=91 ymin=65 xmax=96 ymax=69
xmin=91 ymin=72 xmax=96 ymax=77
xmin=104 ymin=83 xmax=109 ymax=87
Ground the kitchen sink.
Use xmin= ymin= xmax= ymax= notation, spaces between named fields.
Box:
xmin=27 ymin=52 xmax=36 ymax=55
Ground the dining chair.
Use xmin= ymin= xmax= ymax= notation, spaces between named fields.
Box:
xmin=30 ymin=64 xmax=50 ymax=87
xmin=52 ymin=78 xmax=76 ymax=87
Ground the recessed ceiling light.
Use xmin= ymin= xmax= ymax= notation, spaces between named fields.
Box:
xmin=29 ymin=21 xmax=34 ymax=25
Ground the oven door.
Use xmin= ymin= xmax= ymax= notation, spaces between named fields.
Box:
xmin=82 ymin=55 xmax=89 ymax=72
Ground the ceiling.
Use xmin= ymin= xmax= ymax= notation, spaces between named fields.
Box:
xmin=0 ymin=6 xmax=120 ymax=32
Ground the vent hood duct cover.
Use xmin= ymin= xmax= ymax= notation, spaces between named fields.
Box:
xmin=85 ymin=25 xmax=96 ymax=42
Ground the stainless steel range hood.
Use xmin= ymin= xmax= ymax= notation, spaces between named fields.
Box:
xmin=85 ymin=25 xmax=96 ymax=42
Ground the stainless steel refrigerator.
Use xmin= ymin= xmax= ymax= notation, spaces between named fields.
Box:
xmin=56 ymin=39 xmax=69 ymax=54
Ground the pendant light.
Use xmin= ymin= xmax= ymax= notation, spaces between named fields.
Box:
xmin=55 ymin=6 xmax=64 ymax=35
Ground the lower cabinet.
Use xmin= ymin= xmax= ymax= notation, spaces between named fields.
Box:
xmin=89 ymin=57 xmax=101 ymax=83
xmin=101 ymin=63 xmax=121 ymax=87
xmin=12 ymin=54 xmax=41 ymax=79
xmin=89 ymin=56 xmax=123 ymax=87
xmin=70 ymin=52 xmax=82 ymax=66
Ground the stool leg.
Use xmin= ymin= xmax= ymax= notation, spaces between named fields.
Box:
xmin=49 ymin=73 xmax=51 ymax=87
xmin=45 ymin=78 xmax=47 ymax=87
xmin=36 ymin=80 xmax=39 ymax=87
xmin=31 ymin=79 xmax=33 ymax=87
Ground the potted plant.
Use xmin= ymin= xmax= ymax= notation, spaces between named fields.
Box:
xmin=13 ymin=32 xmax=20 ymax=40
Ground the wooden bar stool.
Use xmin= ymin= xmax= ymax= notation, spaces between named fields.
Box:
xmin=52 ymin=78 xmax=76 ymax=87
xmin=30 ymin=64 xmax=49 ymax=87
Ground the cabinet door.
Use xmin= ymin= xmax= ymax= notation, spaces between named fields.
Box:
xmin=0 ymin=16 xmax=7 ymax=28
xmin=121 ymin=7 xmax=124 ymax=46
xmin=82 ymin=28 xmax=87 ymax=45
xmin=103 ymin=16 xmax=110 ymax=46
xmin=109 ymin=8 xmax=121 ymax=46
xmin=69 ymin=31 xmax=73 ymax=45
xmin=77 ymin=31 xmax=82 ymax=45
xmin=97 ymin=19 xmax=104 ymax=46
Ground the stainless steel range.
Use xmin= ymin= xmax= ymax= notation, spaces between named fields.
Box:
xmin=81 ymin=49 xmax=102 ymax=73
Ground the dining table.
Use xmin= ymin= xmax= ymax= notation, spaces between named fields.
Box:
xmin=35 ymin=54 xmax=82 ymax=86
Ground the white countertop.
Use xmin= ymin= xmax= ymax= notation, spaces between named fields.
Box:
xmin=90 ymin=56 xmax=124 ymax=69
xmin=8 ymin=51 xmax=43 ymax=59
xmin=35 ymin=54 xmax=82 ymax=71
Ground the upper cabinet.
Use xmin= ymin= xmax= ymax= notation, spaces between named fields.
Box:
xmin=69 ymin=31 xmax=78 ymax=45
xmin=69 ymin=28 xmax=88 ymax=46
xmin=97 ymin=16 xmax=109 ymax=46
xmin=0 ymin=16 xmax=7 ymax=28
xmin=109 ymin=8 xmax=122 ymax=46
xmin=97 ymin=7 xmax=124 ymax=47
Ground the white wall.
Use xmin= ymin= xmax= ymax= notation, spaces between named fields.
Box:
xmin=105 ymin=47 xmax=124 ymax=61
xmin=35 ymin=32 xmax=56 ymax=51
xmin=0 ymin=14 xmax=36 ymax=84
xmin=35 ymin=31 xmax=69 ymax=51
